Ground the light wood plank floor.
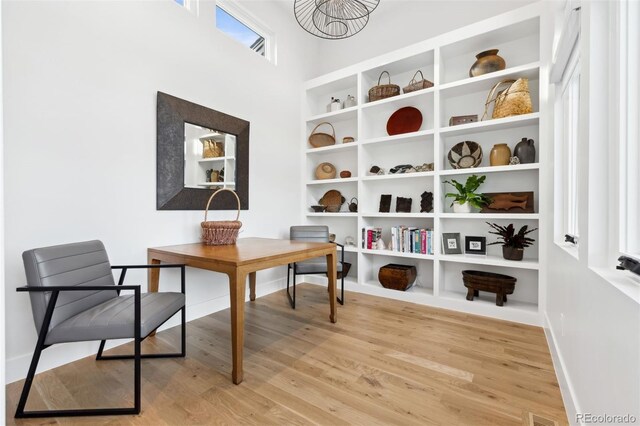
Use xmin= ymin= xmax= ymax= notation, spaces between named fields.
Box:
xmin=6 ymin=284 xmax=567 ymax=425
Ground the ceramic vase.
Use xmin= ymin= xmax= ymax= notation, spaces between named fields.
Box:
xmin=514 ymin=138 xmax=536 ymax=163
xmin=502 ymin=246 xmax=524 ymax=261
xmin=490 ymin=143 xmax=511 ymax=166
xmin=469 ymin=49 xmax=506 ymax=77
xmin=453 ymin=201 xmax=472 ymax=213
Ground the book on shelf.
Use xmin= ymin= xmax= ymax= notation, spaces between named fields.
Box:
xmin=362 ymin=226 xmax=433 ymax=255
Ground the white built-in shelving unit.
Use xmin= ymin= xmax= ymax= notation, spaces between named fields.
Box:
xmin=301 ymin=5 xmax=549 ymax=325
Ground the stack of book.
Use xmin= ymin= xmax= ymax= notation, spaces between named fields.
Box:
xmin=362 ymin=227 xmax=383 ymax=249
xmin=390 ymin=226 xmax=433 ymax=255
xmin=361 ymin=226 xmax=434 ymax=255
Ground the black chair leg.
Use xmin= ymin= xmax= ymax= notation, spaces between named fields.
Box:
xmin=16 ymin=291 xmax=140 ymax=418
xmin=337 ymin=273 xmax=344 ymax=305
xmin=286 ymin=264 xmax=296 ymax=309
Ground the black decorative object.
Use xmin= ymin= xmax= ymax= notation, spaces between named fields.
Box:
xmin=157 ymin=92 xmax=249 ymax=210
xmin=420 ymin=191 xmax=433 ymax=213
xmin=389 ymin=164 xmax=414 ymax=174
xmin=379 ymin=194 xmax=392 ymax=213
xmin=294 ymin=0 xmax=380 ymax=40
xmin=514 ymin=137 xmax=536 ymax=163
xmin=618 ymin=256 xmax=640 ymax=276
xmin=462 ymin=270 xmax=516 ymax=306
xmin=465 ymin=236 xmax=487 ymax=255
xmin=396 ymin=197 xmax=412 ymax=213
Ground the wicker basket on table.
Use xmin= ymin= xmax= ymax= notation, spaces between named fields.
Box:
xmin=201 ymin=188 xmax=242 ymax=245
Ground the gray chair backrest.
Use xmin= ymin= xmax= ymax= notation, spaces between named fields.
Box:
xmin=290 ymin=225 xmax=329 ymax=243
xmin=22 ymin=240 xmax=118 ymax=334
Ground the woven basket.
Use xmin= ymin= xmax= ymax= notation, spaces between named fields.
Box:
xmin=202 ymin=140 xmax=224 ymax=158
xmin=315 ymin=162 xmax=336 ymax=180
xmin=403 ymin=70 xmax=434 ymax=94
xmin=368 ymin=71 xmax=400 ymax=102
xmin=482 ymin=78 xmax=533 ymax=120
xmin=308 ymin=122 xmax=336 ymax=148
xmin=201 ymin=188 xmax=242 ymax=245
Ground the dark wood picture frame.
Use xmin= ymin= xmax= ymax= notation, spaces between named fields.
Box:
xmin=157 ymin=92 xmax=249 ymax=210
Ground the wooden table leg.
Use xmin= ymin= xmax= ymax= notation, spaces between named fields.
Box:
xmin=249 ymin=272 xmax=256 ymax=302
xmin=228 ymin=269 xmax=247 ymax=384
xmin=326 ymin=250 xmax=337 ymax=323
xmin=147 ymin=257 xmax=161 ymax=336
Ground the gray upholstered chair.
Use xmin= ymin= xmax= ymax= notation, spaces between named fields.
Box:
xmin=15 ymin=240 xmax=186 ymax=418
xmin=287 ymin=225 xmax=345 ymax=308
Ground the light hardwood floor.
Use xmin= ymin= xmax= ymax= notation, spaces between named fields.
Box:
xmin=6 ymin=284 xmax=567 ymax=425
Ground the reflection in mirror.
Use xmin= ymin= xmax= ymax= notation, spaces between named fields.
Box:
xmin=184 ymin=123 xmax=236 ymax=190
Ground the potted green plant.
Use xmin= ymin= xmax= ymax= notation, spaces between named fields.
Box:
xmin=444 ymin=175 xmax=491 ymax=213
xmin=487 ymin=222 xmax=538 ymax=261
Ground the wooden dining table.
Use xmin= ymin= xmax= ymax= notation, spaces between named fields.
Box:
xmin=147 ymin=237 xmax=338 ymax=384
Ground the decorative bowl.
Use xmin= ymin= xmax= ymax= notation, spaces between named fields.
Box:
xmin=448 ymin=141 xmax=483 ymax=169
xmin=310 ymin=205 xmax=326 ymax=212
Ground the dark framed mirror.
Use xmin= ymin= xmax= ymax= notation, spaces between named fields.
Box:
xmin=157 ymin=92 xmax=249 ymax=210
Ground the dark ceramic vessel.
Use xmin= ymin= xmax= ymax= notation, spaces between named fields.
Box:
xmin=469 ymin=49 xmax=506 ymax=77
xmin=514 ymin=138 xmax=536 ymax=164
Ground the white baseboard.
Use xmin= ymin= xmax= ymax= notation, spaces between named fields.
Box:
xmin=544 ymin=312 xmax=581 ymax=426
xmin=5 ymin=277 xmax=287 ymax=384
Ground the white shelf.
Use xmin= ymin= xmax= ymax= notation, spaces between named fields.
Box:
xmin=306 ymin=212 xmax=357 ymax=217
xmin=198 ymin=182 xmax=235 ymax=187
xmin=198 ymin=156 xmax=235 ymax=163
xmin=439 ymin=62 xmax=540 ymax=97
xmin=362 ymin=249 xmax=434 ymax=259
xmin=439 ymin=113 xmax=540 ymax=137
xmin=343 ymin=246 xmax=359 ymax=253
xmin=361 ymin=87 xmax=435 ymax=110
xmin=306 ymin=142 xmax=358 ymax=154
xmin=362 ymin=213 xmax=435 ymax=218
xmin=301 ymin=8 xmax=545 ymax=326
xmin=360 ymin=129 xmax=434 ymax=146
xmin=307 ymin=177 xmax=358 ymax=185
xmin=439 ymin=291 xmax=539 ymax=320
xmin=362 ymin=281 xmax=433 ymax=296
xmin=440 ymin=163 xmax=539 ymax=176
xmin=307 ymin=106 xmax=358 ymax=123
xmin=439 ymin=213 xmax=539 ymax=220
xmin=439 ymin=254 xmax=539 ymax=270
xmin=361 ymin=171 xmax=435 ymax=181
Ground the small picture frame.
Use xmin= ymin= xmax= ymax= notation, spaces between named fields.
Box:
xmin=442 ymin=233 xmax=462 ymax=255
xmin=465 ymin=236 xmax=487 ymax=255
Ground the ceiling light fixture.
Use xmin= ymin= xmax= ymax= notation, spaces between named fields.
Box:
xmin=294 ymin=0 xmax=380 ymax=40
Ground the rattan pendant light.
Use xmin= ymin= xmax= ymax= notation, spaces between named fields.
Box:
xmin=294 ymin=0 xmax=380 ymax=39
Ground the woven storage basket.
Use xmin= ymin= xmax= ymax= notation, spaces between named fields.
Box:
xmin=315 ymin=162 xmax=337 ymax=180
xmin=482 ymin=78 xmax=533 ymax=120
xmin=201 ymin=188 xmax=242 ymax=245
xmin=308 ymin=122 xmax=336 ymax=148
xmin=403 ymin=70 xmax=434 ymax=94
xmin=368 ymin=71 xmax=400 ymax=102
xmin=202 ymin=140 xmax=224 ymax=158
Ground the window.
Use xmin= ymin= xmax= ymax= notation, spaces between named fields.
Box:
xmin=215 ymin=1 xmax=274 ymax=62
xmin=618 ymin=0 xmax=640 ymax=259
xmin=554 ymin=45 xmax=581 ymax=248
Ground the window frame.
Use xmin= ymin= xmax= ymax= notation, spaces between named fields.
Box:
xmin=616 ymin=0 xmax=640 ymax=260
xmin=554 ymin=41 xmax=581 ymax=254
xmin=215 ymin=0 xmax=276 ymax=64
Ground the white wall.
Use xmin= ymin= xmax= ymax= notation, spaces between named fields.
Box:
xmin=0 ymin=0 xmax=5 ymax=418
xmin=2 ymin=0 xmax=317 ymax=383
xmin=543 ymin=1 xmax=640 ymax=424
xmin=310 ymin=0 xmax=536 ymax=76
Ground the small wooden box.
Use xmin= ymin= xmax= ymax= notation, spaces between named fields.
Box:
xmin=449 ymin=115 xmax=478 ymax=126
xmin=378 ymin=264 xmax=417 ymax=291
